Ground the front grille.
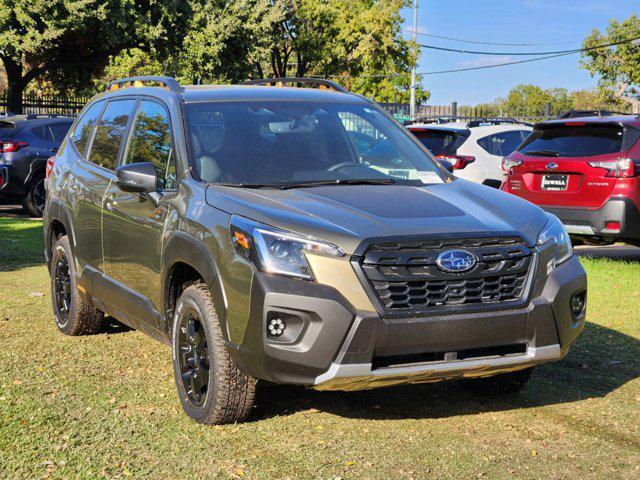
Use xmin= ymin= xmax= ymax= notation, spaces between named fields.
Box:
xmin=358 ymin=236 xmax=533 ymax=313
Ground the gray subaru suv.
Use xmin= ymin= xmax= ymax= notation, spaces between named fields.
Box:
xmin=44 ymin=76 xmax=587 ymax=424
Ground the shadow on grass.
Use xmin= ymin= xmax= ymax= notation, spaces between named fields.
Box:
xmin=0 ymin=218 xmax=45 ymax=271
xmin=98 ymin=317 xmax=133 ymax=335
xmin=251 ymin=321 xmax=640 ymax=422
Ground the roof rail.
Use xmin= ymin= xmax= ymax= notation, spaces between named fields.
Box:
xmin=106 ymin=76 xmax=182 ymax=94
xmin=240 ymin=77 xmax=348 ymax=94
xmin=406 ymin=115 xmax=532 ymax=127
xmin=557 ymin=109 xmax=632 ymax=119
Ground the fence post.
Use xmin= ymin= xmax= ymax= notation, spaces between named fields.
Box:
xmin=545 ymin=102 xmax=551 ymax=120
xmin=451 ymin=101 xmax=457 ymax=117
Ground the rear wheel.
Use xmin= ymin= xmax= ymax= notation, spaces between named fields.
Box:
xmin=172 ymin=284 xmax=256 ymax=424
xmin=21 ymin=174 xmax=46 ymax=217
xmin=458 ymin=367 xmax=534 ymax=395
xmin=50 ymin=235 xmax=103 ymax=335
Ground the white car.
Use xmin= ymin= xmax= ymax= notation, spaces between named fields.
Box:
xmin=407 ymin=118 xmax=532 ymax=187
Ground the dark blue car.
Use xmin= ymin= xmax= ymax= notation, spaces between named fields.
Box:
xmin=0 ymin=115 xmax=74 ymax=216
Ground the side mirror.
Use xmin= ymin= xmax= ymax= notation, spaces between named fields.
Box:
xmin=116 ymin=162 xmax=157 ymax=193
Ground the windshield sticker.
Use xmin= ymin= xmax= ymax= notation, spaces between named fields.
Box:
xmin=416 ymin=171 xmax=444 ymax=184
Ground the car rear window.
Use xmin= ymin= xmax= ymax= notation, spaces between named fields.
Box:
xmin=519 ymin=125 xmax=624 ymax=157
xmin=410 ymin=129 xmax=467 ymax=156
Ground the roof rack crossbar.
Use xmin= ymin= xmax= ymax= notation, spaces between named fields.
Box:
xmin=240 ymin=77 xmax=348 ymax=94
xmin=106 ymin=76 xmax=182 ymax=93
xmin=557 ymin=109 xmax=633 ymax=119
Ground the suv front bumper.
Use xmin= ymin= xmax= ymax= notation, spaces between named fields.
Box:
xmin=543 ymin=198 xmax=640 ymax=243
xmin=231 ymin=253 xmax=587 ymax=390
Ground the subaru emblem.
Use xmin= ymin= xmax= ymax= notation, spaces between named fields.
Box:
xmin=546 ymin=162 xmax=558 ymax=170
xmin=436 ymin=249 xmax=477 ymax=273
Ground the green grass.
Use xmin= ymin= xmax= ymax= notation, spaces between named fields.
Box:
xmin=0 ymin=216 xmax=639 ymax=480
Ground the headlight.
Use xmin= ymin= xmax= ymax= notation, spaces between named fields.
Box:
xmin=537 ymin=214 xmax=572 ymax=270
xmin=230 ymin=216 xmax=345 ymax=280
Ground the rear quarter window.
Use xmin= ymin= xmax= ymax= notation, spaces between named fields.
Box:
xmin=519 ymin=125 xmax=624 ymax=157
xmin=71 ymin=101 xmax=106 ymax=156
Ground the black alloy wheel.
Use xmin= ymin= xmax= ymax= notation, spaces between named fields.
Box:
xmin=53 ymin=248 xmax=72 ymax=328
xmin=177 ymin=309 xmax=210 ymax=406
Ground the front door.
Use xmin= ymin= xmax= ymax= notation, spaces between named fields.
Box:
xmin=102 ymin=99 xmax=178 ymax=331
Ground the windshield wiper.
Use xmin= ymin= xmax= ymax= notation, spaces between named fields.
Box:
xmin=215 ymin=182 xmax=285 ymax=189
xmin=278 ymin=178 xmax=398 ymax=189
xmin=522 ymin=149 xmax=560 ymax=157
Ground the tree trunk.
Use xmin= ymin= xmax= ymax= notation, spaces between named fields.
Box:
xmin=2 ymin=58 xmax=25 ymax=114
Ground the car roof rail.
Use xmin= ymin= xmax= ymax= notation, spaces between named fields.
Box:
xmin=557 ymin=109 xmax=632 ymax=119
xmin=106 ymin=76 xmax=183 ymax=94
xmin=406 ymin=115 xmax=531 ymax=127
xmin=240 ymin=77 xmax=349 ymax=94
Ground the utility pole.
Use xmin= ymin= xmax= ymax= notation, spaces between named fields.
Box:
xmin=409 ymin=0 xmax=418 ymax=119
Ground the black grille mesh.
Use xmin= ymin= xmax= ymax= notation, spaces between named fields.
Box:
xmin=360 ymin=237 xmax=533 ymax=311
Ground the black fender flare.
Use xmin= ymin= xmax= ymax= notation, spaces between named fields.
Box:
xmin=161 ymin=231 xmax=227 ymax=333
xmin=45 ymin=198 xmax=76 ymax=266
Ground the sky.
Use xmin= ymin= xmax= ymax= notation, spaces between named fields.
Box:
xmin=401 ymin=0 xmax=639 ymax=105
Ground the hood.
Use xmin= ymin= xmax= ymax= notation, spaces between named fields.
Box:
xmin=205 ymin=179 xmax=549 ymax=254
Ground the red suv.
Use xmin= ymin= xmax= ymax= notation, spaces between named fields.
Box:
xmin=502 ymin=114 xmax=640 ymax=246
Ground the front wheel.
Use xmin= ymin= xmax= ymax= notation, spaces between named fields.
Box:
xmin=21 ymin=174 xmax=46 ymax=217
xmin=458 ymin=367 xmax=534 ymax=395
xmin=172 ymin=284 xmax=256 ymax=424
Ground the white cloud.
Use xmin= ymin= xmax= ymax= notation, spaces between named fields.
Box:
xmin=458 ymin=56 xmax=515 ymax=68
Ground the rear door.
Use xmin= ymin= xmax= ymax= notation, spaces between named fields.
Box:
xmin=68 ymin=99 xmax=136 ymax=272
xmin=509 ymin=123 xmax=632 ymax=208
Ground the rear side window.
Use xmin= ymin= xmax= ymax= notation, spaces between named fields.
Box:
xmin=88 ymin=99 xmax=136 ymax=170
xmin=519 ymin=125 xmax=624 ymax=157
xmin=478 ymin=130 xmax=529 ymax=156
xmin=411 ymin=129 xmax=467 ymax=156
xmin=72 ymin=101 xmax=105 ymax=156
xmin=123 ymin=100 xmax=176 ymax=189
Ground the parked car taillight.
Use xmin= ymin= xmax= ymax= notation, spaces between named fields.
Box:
xmin=0 ymin=140 xmax=28 ymax=152
xmin=587 ymin=158 xmax=638 ymax=178
xmin=502 ymin=156 xmax=523 ymax=173
xmin=436 ymin=154 xmax=475 ymax=170
xmin=45 ymin=156 xmax=56 ymax=179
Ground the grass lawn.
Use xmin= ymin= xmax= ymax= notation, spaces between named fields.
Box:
xmin=0 ymin=216 xmax=639 ymax=480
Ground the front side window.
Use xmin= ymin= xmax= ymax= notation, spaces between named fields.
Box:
xmin=185 ymin=101 xmax=445 ymax=186
xmin=71 ymin=101 xmax=105 ymax=156
xmin=88 ymin=99 xmax=136 ymax=170
xmin=478 ymin=130 xmax=529 ymax=157
xmin=123 ymin=100 xmax=176 ymax=189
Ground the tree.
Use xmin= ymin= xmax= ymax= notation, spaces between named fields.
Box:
xmin=0 ymin=1 xmax=190 ymax=112
xmin=569 ymin=88 xmax=626 ymax=111
xmin=499 ymin=84 xmax=572 ymax=113
xmin=581 ymin=14 xmax=640 ymax=112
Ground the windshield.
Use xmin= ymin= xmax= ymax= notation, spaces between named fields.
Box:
xmin=184 ymin=101 xmax=445 ymax=186
xmin=519 ymin=125 xmax=624 ymax=157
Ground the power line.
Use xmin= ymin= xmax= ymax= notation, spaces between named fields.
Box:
xmin=403 ymin=29 xmax=574 ymax=47
xmin=328 ymin=35 xmax=640 ymax=79
xmin=419 ymin=35 xmax=640 ymax=56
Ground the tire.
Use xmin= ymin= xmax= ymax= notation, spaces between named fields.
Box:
xmin=50 ymin=235 xmax=103 ymax=335
xmin=21 ymin=174 xmax=46 ymax=217
xmin=458 ymin=367 xmax=534 ymax=395
xmin=172 ymin=284 xmax=256 ymax=424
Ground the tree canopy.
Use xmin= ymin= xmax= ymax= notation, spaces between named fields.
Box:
xmin=1 ymin=0 xmax=428 ymax=110
xmin=581 ymin=14 xmax=640 ymax=111
xmin=0 ymin=0 xmax=190 ymax=112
